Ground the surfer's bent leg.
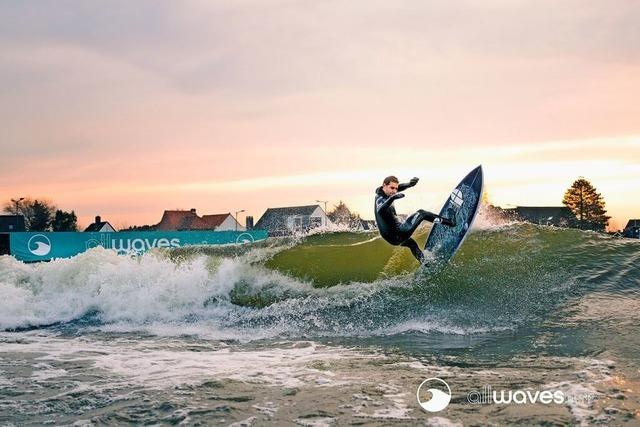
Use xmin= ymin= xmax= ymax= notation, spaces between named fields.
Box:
xmin=400 ymin=238 xmax=425 ymax=263
xmin=400 ymin=210 xmax=456 ymax=232
xmin=398 ymin=210 xmax=438 ymax=235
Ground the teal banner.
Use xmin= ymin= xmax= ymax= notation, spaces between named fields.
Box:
xmin=8 ymin=230 xmax=268 ymax=262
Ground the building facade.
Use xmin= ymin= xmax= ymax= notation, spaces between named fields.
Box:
xmin=0 ymin=215 xmax=25 ymax=232
xmin=623 ymin=219 xmax=640 ymax=238
xmin=503 ymin=206 xmax=577 ymax=227
xmin=255 ymin=205 xmax=331 ymax=236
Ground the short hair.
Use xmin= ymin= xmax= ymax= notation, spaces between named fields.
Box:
xmin=383 ymin=175 xmax=399 ymax=185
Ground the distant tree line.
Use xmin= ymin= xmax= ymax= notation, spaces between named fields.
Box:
xmin=122 ymin=224 xmax=156 ymax=231
xmin=2 ymin=198 xmax=78 ymax=231
xmin=3 ymin=177 xmax=611 ymax=234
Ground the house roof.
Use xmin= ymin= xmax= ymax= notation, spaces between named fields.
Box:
xmin=84 ymin=221 xmax=114 ymax=232
xmin=262 ymin=205 xmax=319 ymax=217
xmin=156 ymin=210 xmax=197 ymax=231
xmin=624 ymin=219 xmax=640 ymax=229
xmin=255 ymin=205 xmax=321 ymax=230
xmin=155 ymin=210 xmax=233 ymax=231
xmin=198 ymin=214 xmax=229 ymax=229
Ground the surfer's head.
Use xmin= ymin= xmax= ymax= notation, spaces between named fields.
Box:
xmin=382 ymin=176 xmax=399 ymax=196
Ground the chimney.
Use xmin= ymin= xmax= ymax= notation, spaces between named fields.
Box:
xmin=190 ymin=208 xmax=196 ymax=214
xmin=245 ymin=216 xmax=254 ymax=230
xmin=95 ymin=216 xmax=101 ymax=224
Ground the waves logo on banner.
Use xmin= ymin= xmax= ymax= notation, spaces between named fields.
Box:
xmin=27 ymin=234 xmax=52 ymax=256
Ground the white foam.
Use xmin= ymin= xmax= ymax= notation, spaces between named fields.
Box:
xmin=0 ymin=248 xmax=316 ymax=332
xmin=372 ymin=319 xmax=514 ymax=336
xmin=424 ymin=417 xmax=463 ymax=427
xmin=31 ymin=362 xmax=68 ymax=381
xmin=305 ymin=223 xmax=365 ymax=235
xmin=352 ymin=382 xmax=414 ymax=420
xmin=229 ymin=416 xmax=258 ymax=427
xmin=0 ymin=335 xmax=368 ymax=390
xmin=543 ymin=357 xmax=613 ymax=426
xmin=251 ymin=402 xmax=278 ymax=417
xmin=294 ymin=417 xmax=337 ymax=426
xmin=472 ymin=203 xmax=521 ymax=231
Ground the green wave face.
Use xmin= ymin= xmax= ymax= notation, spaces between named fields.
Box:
xmin=264 ymin=230 xmax=429 ymax=286
xmin=263 ymin=223 xmax=638 ymax=291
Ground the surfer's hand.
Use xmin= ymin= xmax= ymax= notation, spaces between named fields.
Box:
xmin=409 ymin=177 xmax=419 ymax=186
xmin=393 ymin=193 xmax=405 ymax=199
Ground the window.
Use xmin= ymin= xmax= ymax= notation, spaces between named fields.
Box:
xmin=310 ymin=217 xmax=322 ymax=228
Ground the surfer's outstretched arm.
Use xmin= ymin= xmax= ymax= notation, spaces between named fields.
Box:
xmin=376 ymin=192 xmax=405 ymax=212
xmin=398 ymin=177 xmax=419 ymax=192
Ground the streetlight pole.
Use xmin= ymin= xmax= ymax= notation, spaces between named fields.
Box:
xmin=234 ymin=210 xmax=245 ymax=232
xmin=10 ymin=197 xmax=24 ymax=230
xmin=316 ymin=200 xmax=328 ymax=227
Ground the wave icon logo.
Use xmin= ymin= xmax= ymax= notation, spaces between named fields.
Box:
xmin=27 ymin=234 xmax=52 ymax=256
xmin=417 ymin=378 xmax=452 ymax=413
xmin=235 ymin=233 xmax=255 ymax=244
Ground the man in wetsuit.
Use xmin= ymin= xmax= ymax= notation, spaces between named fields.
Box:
xmin=374 ymin=175 xmax=455 ymax=264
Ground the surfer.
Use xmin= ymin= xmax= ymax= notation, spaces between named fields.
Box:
xmin=375 ymin=176 xmax=455 ymax=263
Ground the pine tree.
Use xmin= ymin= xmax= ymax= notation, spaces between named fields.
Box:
xmin=328 ymin=201 xmax=361 ymax=227
xmin=52 ymin=210 xmax=78 ymax=231
xmin=29 ymin=200 xmax=55 ymax=231
xmin=562 ymin=178 xmax=610 ymax=231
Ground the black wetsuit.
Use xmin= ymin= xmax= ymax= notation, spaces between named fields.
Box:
xmin=374 ymin=182 xmax=442 ymax=263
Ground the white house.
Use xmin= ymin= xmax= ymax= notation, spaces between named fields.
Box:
xmin=84 ymin=216 xmax=116 ymax=232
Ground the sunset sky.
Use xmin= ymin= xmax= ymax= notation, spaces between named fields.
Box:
xmin=1 ymin=1 xmax=639 ymax=231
